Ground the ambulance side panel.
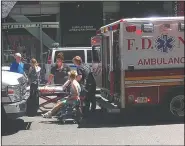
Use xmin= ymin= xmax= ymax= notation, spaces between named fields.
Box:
xmin=121 ymin=18 xmax=184 ymax=106
xmin=122 ymin=18 xmax=184 ymax=70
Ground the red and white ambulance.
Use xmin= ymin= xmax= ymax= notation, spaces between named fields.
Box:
xmin=91 ymin=16 xmax=184 ymax=119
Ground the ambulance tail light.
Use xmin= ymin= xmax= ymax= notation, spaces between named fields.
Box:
xmin=147 ymin=98 xmax=151 ymax=102
xmin=126 ymin=25 xmax=136 ymax=32
xmin=47 ymin=56 xmax=52 ymax=64
xmin=91 ymin=37 xmax=100 ymax=46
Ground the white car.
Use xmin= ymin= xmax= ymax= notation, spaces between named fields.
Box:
xmin=1 ymin=70 xmax=30 ymax=122
xmin=2 ymin=66 xmax=10 ymax=71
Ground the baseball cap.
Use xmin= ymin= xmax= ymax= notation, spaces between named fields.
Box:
xmin=15 ymin=53 xmax=22 ymax=58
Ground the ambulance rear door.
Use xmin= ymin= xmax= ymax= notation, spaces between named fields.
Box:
xmin=101 ymin=32 xmax=111 ymax=90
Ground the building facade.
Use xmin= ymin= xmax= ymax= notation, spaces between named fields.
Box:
xmin=2 ymin=1 xmax=183 ymax=63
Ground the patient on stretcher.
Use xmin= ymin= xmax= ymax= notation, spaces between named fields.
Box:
xmin=42 ymin=70 xmax=81 ymax=118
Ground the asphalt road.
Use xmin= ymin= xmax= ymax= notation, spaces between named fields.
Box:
xmin=2 ymin=108 xmax=184 ymax=145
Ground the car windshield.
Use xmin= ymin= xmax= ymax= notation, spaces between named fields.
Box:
xmin=54 ymin=50 xmax=85 ymax=63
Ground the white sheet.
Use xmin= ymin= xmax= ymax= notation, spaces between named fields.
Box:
xmin=26 ymin=85 xmax=64 ymax=93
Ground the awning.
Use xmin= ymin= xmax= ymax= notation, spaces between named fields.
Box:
xmin=2 ymin=1 xmax=17 ymax=18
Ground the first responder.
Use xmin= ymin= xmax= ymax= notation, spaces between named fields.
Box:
xmin=47 ymin=52 xmax=71 ymax=85
xmin=72 ymin=56 xmax=96 ymax=115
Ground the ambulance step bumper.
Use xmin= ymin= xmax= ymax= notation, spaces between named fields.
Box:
xmin=96 ymin=95 xmax=120 ymax=113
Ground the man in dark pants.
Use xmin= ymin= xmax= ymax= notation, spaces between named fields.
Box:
xmin=73 ymin=56 xmax=96 ymax=116
xmin=27 ymin=58 xmax=41 ymax=116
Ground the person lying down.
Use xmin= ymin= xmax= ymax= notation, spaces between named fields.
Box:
xmin=42 ymin=70 xmax=81 ymax=118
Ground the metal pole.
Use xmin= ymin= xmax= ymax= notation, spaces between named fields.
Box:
xmin=40 ymin=23 xmax=43 ymax=64
xmin=2 ymin=19 xmax=5 ymax=64
xmin=2 ymin=31 xmax=4 ymax=64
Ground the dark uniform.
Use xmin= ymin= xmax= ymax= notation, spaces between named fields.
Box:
xmin=51 ymin=64 xmax=71 ymax=85
xmin=27 ymin=66 xmax=41 ymax=116
xmin=77 ymin=63 xmax=96 ymax=113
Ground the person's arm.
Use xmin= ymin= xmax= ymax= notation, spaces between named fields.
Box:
xmin=62 ymin=80 xmax=70 ymax=89
xmin=71 ymin=82 xmax=79 ymax=97
xmin=47 ymin=67 xmax=55 ymax=84
xmin=21 ymin=63 xmax=25 ymax=74
xmin=10 ymin=62 xmax=14 ymax=72
xmin=76 ymin=67 xmax=83 ymax=82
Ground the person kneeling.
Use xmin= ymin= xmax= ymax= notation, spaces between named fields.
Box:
xmin=42 ymin=70 xmax=81 ymax=118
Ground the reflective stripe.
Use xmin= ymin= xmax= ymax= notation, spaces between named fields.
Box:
xmin=125 ymin=75 xmax=184 ymax=81
xmin=125 ymin=78 xmax=184 ymax=85
xmin=126 ymin=81 xmax=184 ymax=88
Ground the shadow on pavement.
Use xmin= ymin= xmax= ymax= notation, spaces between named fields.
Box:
xmin=39 ymin=109 xmax=184 ymax=128
xmin=77 ymin=109 xmax=184 ymax=128
xmin=2 ymin=119 xmax=32 ymax=136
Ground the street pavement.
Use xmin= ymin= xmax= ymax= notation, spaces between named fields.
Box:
xmin=2 ymin=96 xmax=184 ymax=145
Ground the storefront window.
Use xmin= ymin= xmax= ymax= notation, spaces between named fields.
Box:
xmin=2 ymin=14 xmax=58 ymax=62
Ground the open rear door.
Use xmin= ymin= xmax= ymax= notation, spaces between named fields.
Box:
xmin=101 ymin=35 xmax=110 ymax=90
xmin=91 ymin=36 xmax=102 ymax=88
xmin=113 ymin=30 xmax=121 ymax=95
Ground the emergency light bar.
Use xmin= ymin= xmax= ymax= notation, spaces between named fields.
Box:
xmin=141 ymin=23 xmax=154 ymax=33
xmin=178 ymin=22 xmax=184 ymax=31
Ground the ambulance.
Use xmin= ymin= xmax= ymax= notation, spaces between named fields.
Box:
xmin=91 ymin=17 xmax=184 ymax=119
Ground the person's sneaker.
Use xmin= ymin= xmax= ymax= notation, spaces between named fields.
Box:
xmin=42 ymin=111 xmax=52 ymax=118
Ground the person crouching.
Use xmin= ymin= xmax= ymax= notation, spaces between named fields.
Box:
xmin=42 ymin=70 xmax=81 ymax=118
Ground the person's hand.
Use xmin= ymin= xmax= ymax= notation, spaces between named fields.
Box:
xmin=62 ymin=85 xmax=67 ymax=91
xmin=45 ymin=82 xmax=50 ymax=86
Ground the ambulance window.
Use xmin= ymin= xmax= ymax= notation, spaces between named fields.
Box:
xmin=54 ymin=50 xmax=85 ymax=63
xmin=92 ymin=46 xmax=101 ymax=63
xmin=141 ymin=23 xmax=154 ymax=33
xmin=87 ymin=50 xmax=92 ymax=63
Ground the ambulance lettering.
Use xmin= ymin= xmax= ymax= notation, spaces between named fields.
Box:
xmin=136 ymin=35 xmax=185 ymax=66
xmin=127 ymin=36 xmax=184 ymax=51
xmin=127 ymin=38 xmax=152 ymax=50
xmin=142 ymin=38 xmax=152 ymax=49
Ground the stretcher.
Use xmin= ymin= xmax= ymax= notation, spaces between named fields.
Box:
xmin=27 ymin=84 xmax=68 ymax=112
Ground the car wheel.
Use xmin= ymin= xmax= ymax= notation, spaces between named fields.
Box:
xmin=165 ymin=92 xmax=184 ymax=120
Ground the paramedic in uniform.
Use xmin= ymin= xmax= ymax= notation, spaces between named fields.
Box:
xmin=47 ymin=53 xmax=71 ymax=85
xmin=73 ymin=56 xmax=96 ymax=115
